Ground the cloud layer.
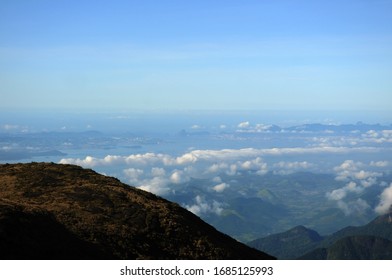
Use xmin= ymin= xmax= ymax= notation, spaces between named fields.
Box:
xmin=60 ymin=145 xmax=388 ymax=200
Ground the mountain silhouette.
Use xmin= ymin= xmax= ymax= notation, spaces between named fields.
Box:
xmin=0 ymin=162 xmax=275 ymax=260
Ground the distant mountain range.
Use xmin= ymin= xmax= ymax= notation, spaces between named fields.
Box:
xmin=0 ymin=162 xmax=274 ymax=260
xmin=248 ymin=212 xmax=392 ymax=259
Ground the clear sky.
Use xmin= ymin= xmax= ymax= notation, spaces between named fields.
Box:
xmin=1 ymin=0 xmax=392 ymax=113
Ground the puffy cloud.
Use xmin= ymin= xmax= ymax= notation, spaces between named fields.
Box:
xmin=123 ymin=168 xmax=144 ymax=180
xmin=365 ymin=130 xmax=379 ymax=138
xmin=236 ymin=122 xmax=276 ymax=133
xmin=175 ymin=152 xmax=199 ymax=165
xmin=206 ymin=163 xmax=229 ymax=174
xmin=138 ymin=177 xmax=171 ymax=196
xmin=375 ymin=183 xmax=392 ymax=215
xmin=354 ymin=170 xmax=382 ymax=181
xmin=59 ymin=155 xmax=99 ymax=168
xmin=212 ymin=183 xmax=229 ymax=193
xmin=255 ymin=124 xmax=273 ymax=131
xmin=125 ymin=153 xmax=171 ymax=166
xmin=360 ymin=177 xmax=378 ymax=188
xmin=185 ymin=196 xmax=224 ymax=216
xmin=240 ymin=157 xmax=266 ymax=170
xmin=191 ymin=124 xmax=201 ymax=129
xmin=333 ymin=160 xmax=381 ymax=184
xmin=326 ymin=182 xmax=362 ymax=201
xmin=170 ymin=170 xmax=190 ymax=184
xmin=334 ymin=160 xmax=363 ymax=174
xmin=362 ymin=130 xmax=392 ymax=143
xmin=238 ymin=121 xmax=250 ymax=128
xmin=327 ymin=188 xmax=347 ymax=201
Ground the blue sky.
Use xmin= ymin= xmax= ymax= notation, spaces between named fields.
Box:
xmin=1 ymin=0 xmax=392 ymax=112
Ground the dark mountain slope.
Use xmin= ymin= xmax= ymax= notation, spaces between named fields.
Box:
xmin=248 ymin=225 xmax=323 ymax=259
xmin=0 ymin=201 xmax=111 ymax=259
xmin=320 ymin=213 xmax=392 ymax=248
xmin=249 ymin=212 xmax=392 ymax=259
xmin=299 ymin=236 xmax=392 ymax=260
xmin=0 ymin=162 xmax=274 ymax=260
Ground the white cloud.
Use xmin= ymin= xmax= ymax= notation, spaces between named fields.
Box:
xmin=123 ymin=168 xmax=144 ymax=180
xmin=326 ymin=182 xmax=362 ymax=201
xmin=125 ymin=153 xmax=171 ymax=166
xmin=334 ymin=160 xmax=363 ymax=173
xmin=103 ymin=155 xmax=125 ymax=165
xmin=238 ymin=121 xmax=250 ymax=128
xmin=138 ymin=177 xmax=171 ymax=196
xmin=362 ymin=130 xmax=392 ymax=143
xmin=327 ymin=188 xmax=347 ymax=201
xmin=375 ymin=183 xmax=392 ymax=215
xmin=360 ymin=177 xmax=378 ymax=188
xmin=255 ymin=124 xmax=273 ymax=131
xmin=173 ymin=147 xmax=374 ymax=168
xmin=175 ymin=152 xmax=199 ymax=165
xmin=60 ymin=146 xmax=383 ymax=169
xmin=212 ymin=183 xmax=229 ymax=193
xmin=354 ymin=170 xmax=377 ymax=180
xmin=170 ymin=170 xmax=190 ymax=184
xmin=236 ymin=122 xmax=277 ymax=133
xmin=59 ymin=155 xmax=98 ymax=168
xmin=185 ymin=195 xmax=224 ymax=216
xmin=333 ymin=160 xmax=382 ymax=183
xmin=60 ymin=153 xmax=174 ymax=168
xmin=240 ymin=157 xmax=265 ymax=170
xmin=206 ymin=163 xmax=229 ymax=174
